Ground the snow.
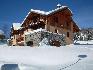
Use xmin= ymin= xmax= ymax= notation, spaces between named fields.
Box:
xmin=12 ymin=23 xmax=21 ymax=30
xmin=0 ymin=45 xmax=93 ymax=70
xmin=47 ymin=6 xmax=68 ymax=14
xmin=39 ymin=38 xmax=49 ymax=46
xmin=74 ymin=40 xmax=93 ymax=44
xmin=57 ymin=4 xmax=61 ymax=7
xmin=30 ymin=6 xmax=68 ymax=15
xmin=25 ymin=28 xmax=46 ymax=35
xmin=31 ymin=9 xmax=47 ymax=15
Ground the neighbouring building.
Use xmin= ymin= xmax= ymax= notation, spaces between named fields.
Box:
xmin=10 ymin=23 xmax=24 ymax=46
xmin=10 ymin=4 xmax=79 ymax=46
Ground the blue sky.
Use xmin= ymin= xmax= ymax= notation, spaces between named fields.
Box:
xmin=0 ymin=0 xmax=93 ymax=37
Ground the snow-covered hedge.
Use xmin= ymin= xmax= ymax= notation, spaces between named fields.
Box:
xmin=74 ymin=28 xmax=93 ymax=41
xmin=25 ymin=29 xmax=66 ymax=46
xmin=40 ymin=31 xmax=66 ymax=46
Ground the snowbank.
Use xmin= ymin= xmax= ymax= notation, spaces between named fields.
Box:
xmin=0 ymin=47 xmax=79 ymax=66
xmin=74 ymin=40 xmax=93 ymax=44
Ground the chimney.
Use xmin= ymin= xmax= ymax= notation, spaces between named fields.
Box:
xmin=57 ymin=4 xmax=61 ymax=8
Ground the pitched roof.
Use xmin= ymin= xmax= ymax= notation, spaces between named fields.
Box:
xmin=47 ymin=6 xmax=72 ymax=15
xmin=21 ymin=5 xmax=72 ymax=26
xmin=30 ymin=6 xmax=70 ymax=15
xmin=12 ymin=23 xmax=21 ymax=30
xmin=31 ymin=9 xmax=47 ymax=15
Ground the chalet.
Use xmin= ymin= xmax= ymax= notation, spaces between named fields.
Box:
xmin=10 ymin=4 xmax=79 ymax=46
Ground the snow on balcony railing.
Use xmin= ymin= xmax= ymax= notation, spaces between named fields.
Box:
xmin=24 ymin=28 xmax=46 ymax=35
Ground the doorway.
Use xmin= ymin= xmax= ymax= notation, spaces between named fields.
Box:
xmin=26 ymin=41 xmax=33 ymax=47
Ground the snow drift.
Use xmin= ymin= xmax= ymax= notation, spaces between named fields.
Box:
xmin=0 ymin=45 xmax=93 ymax=70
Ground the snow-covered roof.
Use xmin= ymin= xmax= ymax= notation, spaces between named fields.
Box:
xmin=31 ymin=9 xmax=47 ymax=15
xmin=30 ymin=6 xmax=69 ymax=15
xmin=47 ymin=6 xmax=69 ymax=15
xmin=12 ymin=23 xmax=21 ymax=30
xmin=21 ymin=11 xmax=31 ymax=26
xmin=21 ymin=5 xmax=72 ymax=26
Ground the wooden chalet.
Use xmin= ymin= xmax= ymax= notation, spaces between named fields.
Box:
xmin=10 ymin=4 xmax=79 ymax=46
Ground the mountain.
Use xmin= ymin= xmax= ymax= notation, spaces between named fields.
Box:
xmin=0 ymin=30 xmax=5 ymax=39
xmin=0 ymin=22 xmax=12 ymax=38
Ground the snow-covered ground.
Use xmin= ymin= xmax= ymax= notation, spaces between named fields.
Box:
xmin=74 ymin=40 xmax=93 ymax=45
xmin=0 ymin=45 xmax=93 ymax=70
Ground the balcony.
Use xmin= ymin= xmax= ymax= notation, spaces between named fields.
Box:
xmin=28 ymin=21 xmax=45 ymax=30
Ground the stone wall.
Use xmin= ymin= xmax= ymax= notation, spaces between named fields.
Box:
xmin=25 ymin=31 xmax=42 ymax=46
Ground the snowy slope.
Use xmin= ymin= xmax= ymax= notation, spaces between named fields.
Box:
xmin=0 ymin=45 xmax=93 ymax=70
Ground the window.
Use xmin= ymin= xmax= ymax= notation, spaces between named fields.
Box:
xmin=67 ymin=32 xmax=69 ymax=37
xmin=55 ymin=29 xmax=58 ymax=33
xmin=66 ymin=22 xmax=70 ymax=29
xmin=55 ymin=29 xmax=57 ymax=33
